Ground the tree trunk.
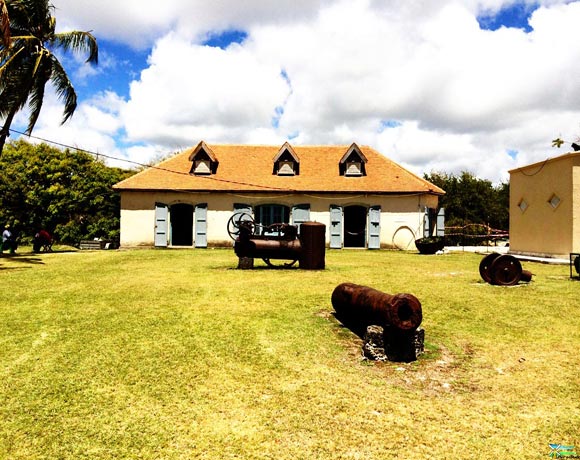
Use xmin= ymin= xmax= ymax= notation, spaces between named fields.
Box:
xmin=0 ymin=108 xmax=17 ymax=157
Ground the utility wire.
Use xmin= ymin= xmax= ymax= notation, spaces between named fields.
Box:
xmin=8 ymin=128 xmax=296 ymax=191
xmin=9 ymin=128 xmax=152 ymax=168
xmin=8 ymin=128 xmax=439 ymax=196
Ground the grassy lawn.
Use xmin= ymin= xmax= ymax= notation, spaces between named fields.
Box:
xmin=0 ymin=248 xmax=578 ymax=459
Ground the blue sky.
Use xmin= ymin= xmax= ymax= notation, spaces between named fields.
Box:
xmin=14 ymin=0 xmax=580 ymax=183
xmin=71 ymin=41 xmax=149 ymax=100
xmin=477 ymin=1 xmax=537 ymax=31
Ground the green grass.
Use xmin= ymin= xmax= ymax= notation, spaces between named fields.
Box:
xmin=0 ymin=248 xmax=579 ymax=459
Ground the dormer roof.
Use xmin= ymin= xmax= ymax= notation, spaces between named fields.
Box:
xmin=188 ymin=141 xmax=218 ymax=163
xmin=188 ymin=140 xmax=219 ymax=175
xmin=272 ymin=142 xmax=300 ymax=176
xmin=273 ymin=142 xmax=300 ymax=163
xmin=338 ymin=143 xmax=367 ymax=176
xmin=339 ymin=143 xmax=368 ymax=164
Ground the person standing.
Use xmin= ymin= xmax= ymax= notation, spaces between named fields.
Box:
xmin=1 ymin=224 xmax=15 ymax=254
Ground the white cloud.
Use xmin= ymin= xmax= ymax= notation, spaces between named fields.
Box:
xmin=122 ymin=32 xmax=290 ymax=146
xmin=28 ymin=0 xmax=580 ymax=184
xmin=15 ymin=90 xmax=127 ymax=163
xmin=52 ymin=0 xmax=332 ymax=48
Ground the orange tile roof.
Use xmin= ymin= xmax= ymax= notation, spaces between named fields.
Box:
xmin=114 ymin=142 xmax=445 ymax=195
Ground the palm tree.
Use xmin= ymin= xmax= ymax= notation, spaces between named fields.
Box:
xmin=1 ymin=0 xmax=10 ymax=47
xmin=0 ymin=0 xmax=98 ymax=155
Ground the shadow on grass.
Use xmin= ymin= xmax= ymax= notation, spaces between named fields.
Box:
xmin=0 ymin=253 xmax=45 ymax=269
xmin=331 ymin=311 xmax=367 ymax=340
xmin=225 ymin=265 xmax=301 ymax=271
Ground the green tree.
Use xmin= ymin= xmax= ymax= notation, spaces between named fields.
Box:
xmin=425 ymin=171 xmax=509 ymax=238
xmin=0 ymin=0 xmax=98 ymax=155
xmin=0 ymin=140 xmax=134 ymax=245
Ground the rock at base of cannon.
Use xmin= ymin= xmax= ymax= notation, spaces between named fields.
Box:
xmin=237 ymin=257 xmax=254 ymax=269
xmin=362 ymin=325 xmax=388 ymax=361
xmin=363 ymin=325 xmax=425 ymax=363
xmin=385 ymin=327 xmax=425 ymax=363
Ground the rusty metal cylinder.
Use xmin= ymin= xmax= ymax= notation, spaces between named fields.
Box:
xmin=234 ymin=238 xmax=302 ymax=260
xmin=479 ymin=253 xmax=533 ymax=286
xmin=331 ymin=283 xmax=422 ymax=331
xmin=520 ymin=270 xmax=532 ymax=283
xmin=299 ymin=222 xmax=326 ymax=270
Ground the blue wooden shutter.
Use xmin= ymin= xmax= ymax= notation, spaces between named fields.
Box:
xmin=330 ymin=205 xmax=342 ymax=249
xmin=368 ymin=206 xmax=381 ymax=249
xmin=195 ymin=203 xmax=207 ymax=248
xmin=154 ymin=203 xmax=168 ymax=247
xmin=292 ymin=204 xmax=310 ymax=232
xmin=436 ymin=208 xmax=445 ymax=237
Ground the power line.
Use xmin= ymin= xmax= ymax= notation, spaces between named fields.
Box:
xmin=9 ymin=128 xmax=149 ymax=168
xmin=8 ymin=128 xmax=296 ymax=191
xmin=519 ymin=158 xmax=550 ymax=177
xmin=8 ymin=128 xmax=441 ymax=195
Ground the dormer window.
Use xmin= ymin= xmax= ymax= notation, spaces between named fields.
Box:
xmin=339 ymin=143 xmax=367 ymax=177
xmin=278 ymin=161 xmax=296 ymax=176
xmin=189 ymin=141 xmax=219 ymax=175
xmin=194 ymin=159 xmax=211 ymax=175
xmin=273 ymin=142 xmax=300 ymax=176
xmin=345 ymin=161 xmax=363 ymax=176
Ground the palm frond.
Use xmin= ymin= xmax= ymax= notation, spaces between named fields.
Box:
xmin=12 ymin=0 xmax=51 ymax=32
xmin=5 ymin=0 xmax=35 ymax=32
xmin=0 ymin=0 xmax=93 ymax=140
xmin=48 ymin=53 xmax=76 ymax=123
xmin=0 ymin=45 xmax=25 ymax=77
xmin=0 ymin=57 xmax=35 ymax=118
xmin=53 ymin=30 xmax=98 ymax=65
xmin=25 ymin=59 xmax=49 ymax=133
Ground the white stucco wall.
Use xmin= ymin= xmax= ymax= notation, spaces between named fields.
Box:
xmin=119 ymin=191 xmax=439 ymax=249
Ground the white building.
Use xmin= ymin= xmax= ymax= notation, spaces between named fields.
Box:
xmin=113 ymin=141 xmax=444 ymax=249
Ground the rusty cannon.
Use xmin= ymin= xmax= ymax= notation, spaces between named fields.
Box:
xmin=479 ymin=253 xmax=532 ymax=286
xmin=227 ymin=213 xmax=325 ymax=269
xmin=331 ymin=283 xmax=424 ymax=362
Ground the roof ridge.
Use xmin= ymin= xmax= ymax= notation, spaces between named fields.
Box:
xmin=203 ymin=144 xmax=354 ymax=147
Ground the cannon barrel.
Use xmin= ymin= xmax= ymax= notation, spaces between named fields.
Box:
xmin=331 ymin=283 xmax=422 ymax=331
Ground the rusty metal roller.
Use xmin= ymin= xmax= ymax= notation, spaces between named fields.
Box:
xmin=331 ymin=283 xmax=422 ymax=331
xmin=479 ymin=253 xmax=503 ymax=284
xmin=479 ymin=253 xmax=532 ymax=286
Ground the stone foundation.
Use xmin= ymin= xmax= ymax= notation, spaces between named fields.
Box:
xmin=363 ymin=325 xmax=424 ymax=362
